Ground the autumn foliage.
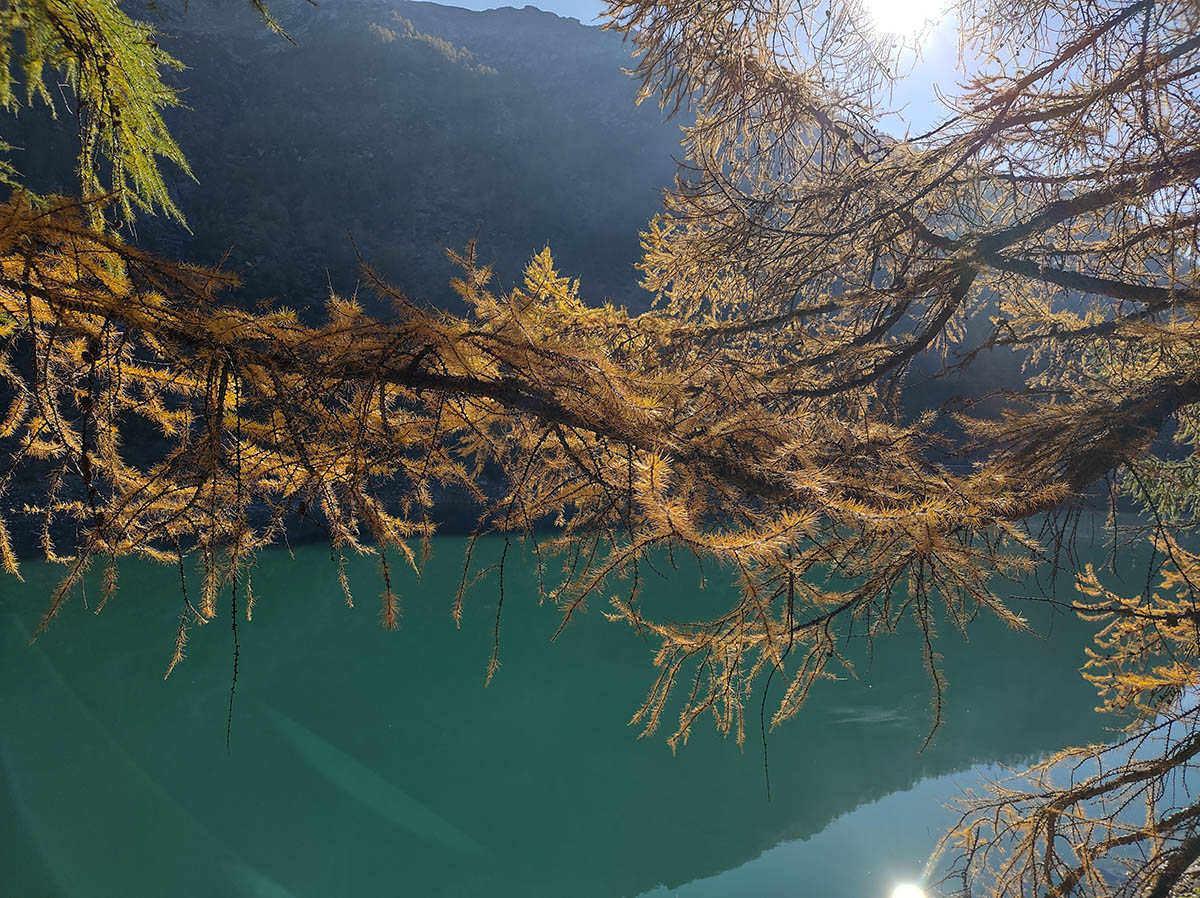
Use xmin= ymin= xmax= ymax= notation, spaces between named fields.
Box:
xmin=2 ymin=0 xmax=1200 ymax=895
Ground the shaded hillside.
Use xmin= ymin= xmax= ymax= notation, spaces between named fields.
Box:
xmin=8 ymin=0 xmax=681 ymax=312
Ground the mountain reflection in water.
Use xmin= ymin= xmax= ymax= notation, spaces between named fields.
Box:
xmin=1 ymin=536 xmax=1108 ymax=897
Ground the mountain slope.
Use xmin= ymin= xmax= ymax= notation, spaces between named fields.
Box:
xmin=8 ymin=0 xmax=680 ymax=311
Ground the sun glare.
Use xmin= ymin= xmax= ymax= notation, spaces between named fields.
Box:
xmin=861 ymin=0 xmax=949 ymax=36
xmin=891 ymin=885 xmax=928 ymax=898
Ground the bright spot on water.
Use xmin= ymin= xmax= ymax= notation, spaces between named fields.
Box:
xmin=891 ymin=884 xmax=928 ymax=898
xmin=860 ymin=0 xmax=949 ymax=36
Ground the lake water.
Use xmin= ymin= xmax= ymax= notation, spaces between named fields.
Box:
xmin=0 ymin=536 xmax=1114 ymax=897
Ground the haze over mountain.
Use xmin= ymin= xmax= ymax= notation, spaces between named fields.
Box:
xmin=10 ymin=0 xmax=681 ymax=312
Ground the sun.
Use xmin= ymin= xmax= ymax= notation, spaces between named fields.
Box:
xmin=891 ymin=885 xmax=928 ymax=898
xmin=860 ymin=0 xmax=950 ymax=36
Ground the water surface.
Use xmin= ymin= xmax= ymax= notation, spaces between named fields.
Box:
xmin=0 ymin=537 xmax=1113 ymax=896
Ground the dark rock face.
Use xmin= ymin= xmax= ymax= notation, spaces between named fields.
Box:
xmin=9 ymin=0 xmax=680 ymax=313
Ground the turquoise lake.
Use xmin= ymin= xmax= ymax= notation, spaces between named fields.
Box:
xmin=1 ymin=536 xmax=1114 ymax=897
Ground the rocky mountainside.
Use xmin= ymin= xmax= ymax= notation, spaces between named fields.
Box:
xmin=9 ymin=0 xmax=681 ymax=312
